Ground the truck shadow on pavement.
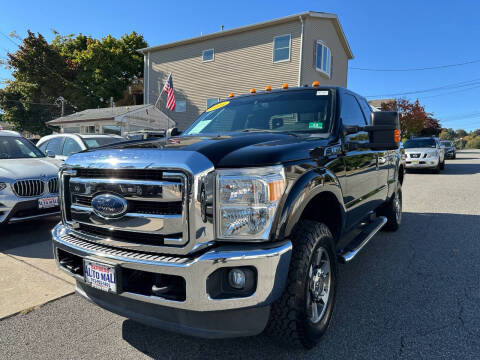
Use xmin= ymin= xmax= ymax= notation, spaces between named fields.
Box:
xmin=0 ymin=217 xmax=59 ymax=258
xmin=121 ymin=211 xmax=480 ymax=359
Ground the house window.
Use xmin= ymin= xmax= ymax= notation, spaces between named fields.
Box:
xmin=206 ymin=98 xmax=219 ymax=109
xmin=273 ymin=34 xmax=291 ymax=63
xmin=202 ymin=49 xmax=214 ymax=62
xmin=175 ymin=100 xmax=186 ymax=112
xmin=316 ymin=41 xmax=332 ymax=77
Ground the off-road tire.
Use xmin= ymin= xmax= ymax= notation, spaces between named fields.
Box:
xmin=265 ymin=220 xmax=337 ymax=349
xmin=377 ymin=184 xmax=402 ymax=231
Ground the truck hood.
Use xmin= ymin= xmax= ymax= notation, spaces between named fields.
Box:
xmin=0 ymin=158 xmax=61 ymax=180
xmin=103 ymin=133 xmax=331 ymax=167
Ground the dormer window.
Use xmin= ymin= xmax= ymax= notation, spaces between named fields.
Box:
xmin=316 ymin=40 xmax=332 ymax=77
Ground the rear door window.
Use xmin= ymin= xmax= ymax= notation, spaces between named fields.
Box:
xmin=62 ymin=138 xmax=82 ymax=156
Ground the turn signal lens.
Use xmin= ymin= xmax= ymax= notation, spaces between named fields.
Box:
xmin=228 ymin=92 xmax=235 ymax=97
xmin=250 ymin=88 xmax=256 ymax=94
xmin=265 ymin=85 xmax=272 ymax=91
xmin=268 ymin=180 xmax=285 ymax=202
xmin=394 ymin=129 xmax=401 ymax=142
xmin=282 ymin=83 xmax=289 ymax=89
xmin=312 ymin=81 xmax=320 ymax=87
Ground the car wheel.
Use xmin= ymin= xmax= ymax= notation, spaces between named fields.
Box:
xmin=440 ymin=160 xmax=445 ymax=170
xmin=433 ymin=162 xmax=440 ymax=173
xmin=377 ymin=184 xmax=402 ymax=231
xmin=266 ymin=220 xmax=337 ymax=349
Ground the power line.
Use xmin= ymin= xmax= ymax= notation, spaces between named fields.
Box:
xmin=351 ymin=58 xmax=480 ymax=72
xmin=417 ymin=84 xmax=480 ymax=100
xmin=365 ymin=78 xmax=480 ymax=98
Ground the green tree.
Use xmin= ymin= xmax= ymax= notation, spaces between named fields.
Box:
xmin=0 ymin=30 xmax=147 ymax=134
xmin=439 ymin=128 xmax=455 ymax=140
xmin=465 ymin=136 xmax=480 ymax=149
xmin=455 ymin=129 xmax=467 ymax=138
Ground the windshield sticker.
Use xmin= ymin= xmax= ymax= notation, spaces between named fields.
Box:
xmin=206 ymin=101 xmax=229 ymax=112
xmin=316 ymin=91 xmax=329 ymax=96
xmin=309 ymin=122 xmax=324 ymax=129
xmin=188 ymin=119 xmax=211 ymax=134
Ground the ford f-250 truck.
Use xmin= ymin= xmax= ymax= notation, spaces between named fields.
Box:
xmin=52 ymin=85 xmax=404 ymax=349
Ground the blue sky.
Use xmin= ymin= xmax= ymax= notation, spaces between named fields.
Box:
xmin=1 ymin=0 xmax=480 ymax=131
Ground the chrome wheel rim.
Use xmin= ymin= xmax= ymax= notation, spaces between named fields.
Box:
xmin=306 ymin=247 xmax=331 ymax=324
xmin=394 ymin=190 xmax=402 ymax=224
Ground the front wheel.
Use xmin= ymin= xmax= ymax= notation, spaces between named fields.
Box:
xmin=440 ymin=159 xmax=445 ymax=170
xmin=266 ymin=220 xmax=337 ymax=349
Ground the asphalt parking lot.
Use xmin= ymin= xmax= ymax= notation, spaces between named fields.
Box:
xmin=1 ymin=150 xmax=479 ymax=360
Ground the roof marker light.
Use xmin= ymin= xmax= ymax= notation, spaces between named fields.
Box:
xmin=312 ymin=81 xmax=320 ymax=87
xmin=282 ymin=83 xmax=288 ymax=89
xmin=250 ymin=88 xmax=256 ymax=94
xmin=265 ymin=85 xmax=272 ymax=91
xmin=228 ymin=92 xmax=235 ymax=97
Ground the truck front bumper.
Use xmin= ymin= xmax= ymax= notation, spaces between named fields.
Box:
xmin=52 ymin=223 xmax=292 ymax=338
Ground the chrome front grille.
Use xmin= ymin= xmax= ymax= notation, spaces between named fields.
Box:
xmin=60 ymin=149 xmax=216 ymax=256
xmin=13 ymin=179 xmax=45 ymax=197
xmin=65 ymin=170 xmax=188 ymax=252
xmin=48 ymin=177 xmax=59 ymax=194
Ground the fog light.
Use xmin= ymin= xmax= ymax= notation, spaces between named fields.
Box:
xmin=228 ymin=268 xmax=246 ymax=289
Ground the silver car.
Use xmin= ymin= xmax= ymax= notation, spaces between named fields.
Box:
xmin=404 ymin=137 xmax=445 ymax=173
xmin=0 ymin=131 xmax=61 ymax=225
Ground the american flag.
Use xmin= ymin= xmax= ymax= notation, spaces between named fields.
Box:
xmin=161 ymin=74 xmax=176 ymax=111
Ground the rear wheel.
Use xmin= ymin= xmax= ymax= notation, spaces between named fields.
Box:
xmin=266 ymin=220 xmax=337 ymax=349
xmin=377 ymin=184 xmax=402 ymax=231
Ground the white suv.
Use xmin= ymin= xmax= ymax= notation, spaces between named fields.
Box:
xmin=37 ymin=134 xmax=124 ymax=161
xmin=0 ymin=131 xmax=61 ymax=225
xmin=404 ymin=137 xmax=445 ymax=173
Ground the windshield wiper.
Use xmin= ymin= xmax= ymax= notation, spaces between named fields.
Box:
xmin=241 ymin=128 xmax=269 ymax=132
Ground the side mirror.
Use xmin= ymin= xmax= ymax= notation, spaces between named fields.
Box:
xmin=365 ymin=111 xmax=400 ymax=150
xmin=45 ymin=150 xmax=56 ymax=158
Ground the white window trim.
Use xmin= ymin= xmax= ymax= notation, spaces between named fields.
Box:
xmin=273 ymin=34 xmax=291 ymax=63
xmin=315 ymin=40 xmax=332 ymax=78
xmin=202 ymin=48 xmax=215 ymax=62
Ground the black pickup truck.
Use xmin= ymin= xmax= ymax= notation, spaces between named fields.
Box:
xmin=53 ymin=85 xmax=404 ymax=349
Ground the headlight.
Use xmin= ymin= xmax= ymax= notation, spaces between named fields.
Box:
xmin=0 ymin=182 xmax=7 ymax=192
xmin=427 ymin=151 xmax=439 ymax=158
xmin=216 ymin=165 xmax=286 ymax=240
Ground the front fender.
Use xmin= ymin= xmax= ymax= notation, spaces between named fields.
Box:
xmin=273 ymin=166 xmax=346 ymax=240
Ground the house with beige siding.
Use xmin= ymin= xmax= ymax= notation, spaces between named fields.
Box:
xmin=139 ymin=11 xmax=353 ymax=130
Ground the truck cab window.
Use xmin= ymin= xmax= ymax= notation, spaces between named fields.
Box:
xmin=341 ymin=94 xmax=367 ymax=127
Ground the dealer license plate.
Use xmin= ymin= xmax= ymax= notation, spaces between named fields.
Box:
xmin=38 ymin=196 xmax=59 ymax=209
xmin=84 ymin=261 xmax=117 ymax=293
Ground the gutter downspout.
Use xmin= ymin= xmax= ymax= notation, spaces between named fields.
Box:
xmin=145 ymin=52 xmax=150 ymax=105
xmin=297 ymin=15 xmax=304 ymax=87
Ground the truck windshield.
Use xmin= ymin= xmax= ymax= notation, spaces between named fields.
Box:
xmin=0 ymin=136 xmax=45 ymax=159
xmin=403 ymin=139 xmax=437 ymax=148
xmin=183 ymin=90 xmax=333 ymax=136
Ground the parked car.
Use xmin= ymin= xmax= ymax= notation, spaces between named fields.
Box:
xmin=404 ymin=137 xmax=445 ymax=173
xmin=36 ymin=134 xmax=124 ymax=161
xmin=440 ymin=140 xmax=456 ymax=159
xmin=0 ymin=131 xmax=61 ymax=225
xmin=124 ymin=130 xmax=166 ymax=141
xmin=52 ymin=85 xmax=403 ymax=349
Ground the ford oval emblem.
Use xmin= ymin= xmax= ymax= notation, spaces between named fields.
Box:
xmin=91 ymin=194 xmax=128 ymax=219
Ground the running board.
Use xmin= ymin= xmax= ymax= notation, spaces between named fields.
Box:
xmin=338 ymin=216 xmax=387 ymax=263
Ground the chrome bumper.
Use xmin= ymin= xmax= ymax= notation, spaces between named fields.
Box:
xmin=52 ymin=223 xmax=292 ymax=312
